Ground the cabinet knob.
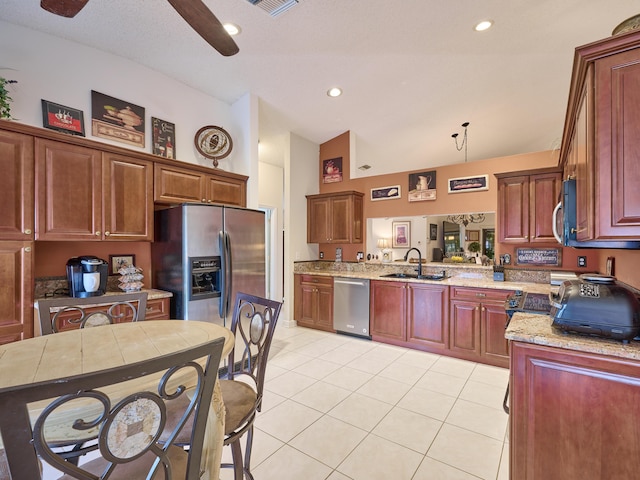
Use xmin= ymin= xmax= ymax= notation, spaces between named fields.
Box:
xmin=476 ymin=293 xmax=486 ymax=298
xmin=105 ymin=231 xmax=111 ymax=236
xmin=95 ymin=231 xmax=101 ymax=236
xmin=24 ymin=229 xmax=32 ymax=235
xmin=525 ymin=235 xmax=529 ymax=239
xmin=202 ymin=198 xmax=207 ymax=203
xmin=25 ymin=246 xmax=31 ymax=253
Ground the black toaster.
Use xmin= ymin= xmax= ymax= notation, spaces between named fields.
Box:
xmin=550 ymin=274 xmax=640 ymax=342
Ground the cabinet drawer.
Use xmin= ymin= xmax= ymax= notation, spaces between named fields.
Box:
xmin=451 ymin=287 xmax=513 ymax=303
xmin=299 ymin=275 xmax=333 ymax=287
xmin=144 ymin=298 xmax=170 ymax=320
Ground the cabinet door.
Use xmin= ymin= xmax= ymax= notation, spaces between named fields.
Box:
xmin=316 ymin=285 xmax=334 ymax=330
xmin=498 ymin=175 xmax=529 ymax=243
xmin=103 ymin=153 xmax=154 ymax=241
xmin=207 ymin=176 xmax=246 ymax=207
xmin=298 ymin=282 xmax=319 ymax=326
xmin=307 ymin=197 xmax=331 ymax=243
xmin=596 ymin=51 xmax=640 ymax=239
xmin=35 ymin=139 xmax=102 ymax=240
xmin=449 ymin=299 xmax=481 ymax=356
xmin=574 ymin=68 xmax=595 ymax=242
xmin=330 ymin=195 xmax=351 ymax=243
xmin=481 ymin=302 xmax=510 ymax=367
xmin=510 ymin=342 xmax=640 ymax=479
xmin=154 ymin=163 xmax=207 ymax=204
xmin=0 ymin=241 xmax=33 ymax=344
xmin=407 ymin=283 xmax=449 ymax=350
xmin=370 ymin=280 xmax=406 ymax=341
xmin=0 ymin=131 xmax=34 ymax=240
xmin=529 ymin=171 xmax=562 ymax=243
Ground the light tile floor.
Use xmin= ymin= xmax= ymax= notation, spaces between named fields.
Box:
xmin=41 ymin=324 xmax=510 ymax=480
xmin=220 ymin=324 xmax=511 ymax=480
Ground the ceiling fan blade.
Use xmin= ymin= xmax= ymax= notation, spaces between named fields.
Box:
xmin=40 ymin=0 xmax=89 ymax=18
xmin=167 ymin=0 xmax=239 ymax=57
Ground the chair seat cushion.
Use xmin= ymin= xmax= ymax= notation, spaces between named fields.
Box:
xmin=57 ymin=445 xmax=187 ymax=479
xmin=219 ymin=379 xmax=257 ymax=436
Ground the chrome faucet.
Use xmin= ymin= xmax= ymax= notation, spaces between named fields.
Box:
xmin=404 ymin=248 xmax=423 ymax=277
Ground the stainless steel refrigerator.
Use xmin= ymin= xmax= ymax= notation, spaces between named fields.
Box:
xmin=152 ymin=203 xmax=265 ymax=326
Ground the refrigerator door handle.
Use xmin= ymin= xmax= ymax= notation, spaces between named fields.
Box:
xmin=218 ymin=230 xmax=226 ymax=318
xmin=224 ymin=231 xmax=233 ymax=318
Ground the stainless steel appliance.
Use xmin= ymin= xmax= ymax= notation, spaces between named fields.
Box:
xmin=550 ymin=274 xmax=640 ymax=342
xmin=333 ymin=277 xmax=370 ymax=339
xmin=552 ymin=178 xmax=640 ymax=248
xmin=66 ymin=256 xmax=108 ymax=298
xmin=152 ymin=203 xmax=265 ymax=326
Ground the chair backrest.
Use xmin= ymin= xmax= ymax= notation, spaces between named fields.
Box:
xmin=0 ymin=336 xmax=225 ymax=480
xmin=226 ymin=292 xmax=282 ymax=411
xmin=37 ymin=292 xmax=149 ymax=335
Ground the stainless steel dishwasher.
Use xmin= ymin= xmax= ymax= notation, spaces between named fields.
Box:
xmin=333 ymin=277 xmax=371 ymax=339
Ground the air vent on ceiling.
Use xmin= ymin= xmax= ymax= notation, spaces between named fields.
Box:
xmin=246 ymin=0 xmax=299 ymax=17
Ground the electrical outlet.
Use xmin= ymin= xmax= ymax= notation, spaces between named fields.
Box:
xmin=319 ymin=251 xmax=324 ymax=259
xmin=577 ymin=256 xmax=587 ymax=268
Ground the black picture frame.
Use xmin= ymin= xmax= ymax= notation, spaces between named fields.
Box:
xmin=152 ymin=117 xmax=175 ymax=159
xmin=41 ymin=99 xmax=85 ymax=136
xmin=430 ymin=223 xmax=438 ymax=240
xmin=109 ymin=254 xmax=136 ymax=275
xmin=91 ymin=90 xmax=145 ymax=148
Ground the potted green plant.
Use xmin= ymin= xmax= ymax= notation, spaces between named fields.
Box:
xmin=468 ymin=241 xmax=481 ymax=254
xmin=0 ymin=77 xmax=18 ymax=120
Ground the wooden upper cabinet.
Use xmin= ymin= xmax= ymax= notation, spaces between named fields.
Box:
xmin=559 ymin=31 xmax=640 ymax=243
xmin=35 ymin=138 xmax=102 ymax=241
xmin=0 ymin=130 xmax=34 ymax=241
xmin=496 ymin=168 xmax=561 ymax=244
xmin=154 ymin=163 xmax=247 ymax=207
xmin=306 ymin=191 xmax=364 ymax=244
xmin=35 ymin=139 xmax=153 ymax=241
xmin=102 ymin=152 xmax=154 ymax=241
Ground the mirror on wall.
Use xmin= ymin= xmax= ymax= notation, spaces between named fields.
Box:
xmin=366 ymin=213 xmax=495 ymax=262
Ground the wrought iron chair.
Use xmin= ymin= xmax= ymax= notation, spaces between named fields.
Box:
xmin=0 ymin=336 xmax=225 ymax=479
xmin=163 ymin=292 xmax=282 ymax=480
xmin=37 ymin=292 xmax=148 ymax=335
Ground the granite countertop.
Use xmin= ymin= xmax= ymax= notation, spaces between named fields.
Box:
xmin=506 ymin=312 xmax=640 ymax=360
xmin=34 ymin=288 xmax=173 ymax=304
xmin=294 ymin=261 xmax=551 ymax=294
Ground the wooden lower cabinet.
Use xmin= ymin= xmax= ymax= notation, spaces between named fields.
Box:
xmin=293 ymin=274 xmax=334 ymax=332
xmin=370 ymin=280 xmax=449 ymax=351
xmin=0 ymin=242 xmax=33 ymax=344
xmin=449 ymin=287 xmax=513 ymax=367
xmin=49 ymin=296 xmax=170 ymax=332
xmin=510 ymin=341 xmax=640 ymax=479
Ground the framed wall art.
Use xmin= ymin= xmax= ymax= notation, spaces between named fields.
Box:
xmin=466 ymin=230 xmax=480 ymax=242
xmin=152 ymin=117 xmax=175 ymax=158
xmin=392 ymin=221 xmax=411 ymax=248
xmin=41 ymin=99 xmax=85 ymax=136
xmin=91 ymin=90 xmax=145 ymax=148
xmin=371 ymin=185 xmax=401 ymax=201
xmin=408 ymin=171 xmax=436 ymax=202
xmin=109 ymin=254 xmax=136 ymax=275
xmin=448 ymin=174 xmax=489 ymax=193
xmin=430 ymin=223 xmax=438 ymax=241
xmin=322 ymin=157 xmax=343 ymax=183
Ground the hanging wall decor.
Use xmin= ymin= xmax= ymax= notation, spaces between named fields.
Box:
xmin=91 ymin=90 xmax=145 ymax=148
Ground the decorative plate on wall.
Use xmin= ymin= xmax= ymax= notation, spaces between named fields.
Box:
xmin=194 ymin=125 xmax=233 ymax=167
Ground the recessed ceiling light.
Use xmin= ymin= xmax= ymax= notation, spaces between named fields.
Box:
xmin=224 ymin=23 xmax=241 ymax=36
xmin=327 ymin=87 xmax=343 ymax=98
xmin=474 ymin=20 xmax=493 ymax=32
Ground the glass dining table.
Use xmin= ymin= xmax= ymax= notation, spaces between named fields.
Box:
xmin=0 ymin=320 xmax=234 ymax=480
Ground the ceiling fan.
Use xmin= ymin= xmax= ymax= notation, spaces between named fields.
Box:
xmin=40 ymin=0 xmax=239 ymax=56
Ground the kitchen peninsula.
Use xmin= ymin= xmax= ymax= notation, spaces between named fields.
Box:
xmin=294 ymin=260 xmax=551 ymax=368
xmin=506 ymin=312 xmax=640 ymax=479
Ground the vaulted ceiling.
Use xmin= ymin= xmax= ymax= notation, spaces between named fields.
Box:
xmin=0 ymin=1 xmax=638 ymax=175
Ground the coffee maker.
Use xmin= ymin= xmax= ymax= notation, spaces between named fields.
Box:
xmin=66 ymin=256 xmax=108 ymax=298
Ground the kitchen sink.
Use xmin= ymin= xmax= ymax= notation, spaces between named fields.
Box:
xmin=380 ymin=272 xmax=446 ymax=281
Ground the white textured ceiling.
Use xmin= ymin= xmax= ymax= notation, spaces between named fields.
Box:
xmin=0 ymin=1 xmax=638 ymax=175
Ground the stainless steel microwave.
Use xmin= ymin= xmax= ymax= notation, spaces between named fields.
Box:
xmin=552 ymin=178 xmax=640 ymax=249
